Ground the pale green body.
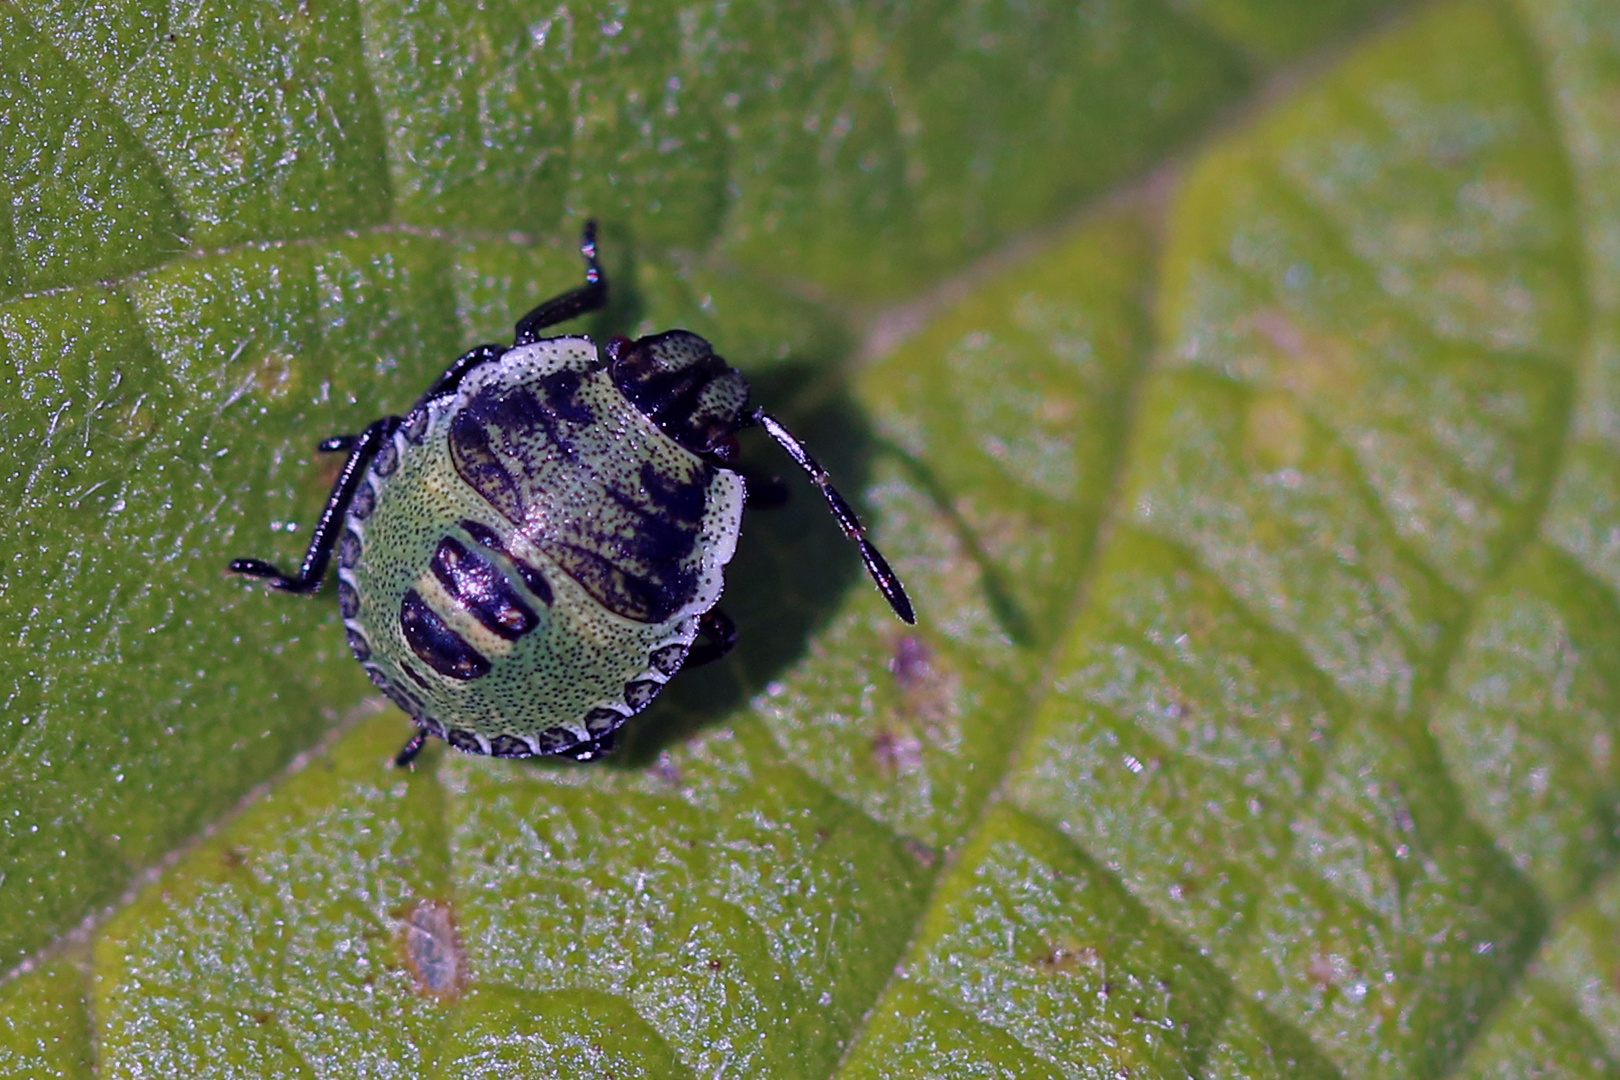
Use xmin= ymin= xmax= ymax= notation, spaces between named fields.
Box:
xmin=337 ymin=335 xmax=745 ymax=757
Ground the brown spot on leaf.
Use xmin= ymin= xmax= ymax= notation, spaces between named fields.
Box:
xmin=1244 ymin=392 xmax=1309 ymax=471
xmin=890 ymin=635 xmax=933 ymax=691
xmin=902 ymin=838 xmax=937 ymax=868
xmin=1307 ymin=953 xmax=1339 ymax=989
xmin=1034 ymin=942 xmax=1101 ymax=974
xmin=888 ymin=633 xmax=957 ymax=734
xmin=707 ymin=957 xmax=725 ymax=972
xmin=871 ymin=727 xmax=924 ymax=777
xmin=1250 ymin=308 xmax=1305 ymax=357
xmin=402 ymin=899 xmax=465 ymax=999
xmin=652 ymin=751 xmax=682 ymax=786
xmin=252 ymin=349 xmax=296 ymax=399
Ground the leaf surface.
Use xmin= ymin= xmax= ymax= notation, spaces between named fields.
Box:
xmin=11 ymin=0 xmax=1617 ymax=1077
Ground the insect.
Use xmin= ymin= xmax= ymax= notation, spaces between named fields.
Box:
xmin=231 ymin=223 xmax=915 ymax=767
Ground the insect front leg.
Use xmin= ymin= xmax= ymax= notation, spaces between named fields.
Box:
xmin=512 ymin=221 xmax=609 ymax=345
xmin=229 ymin=416 xmax=402 ymax=593
xmin=416 ymin=344 xmax=507 ymax=405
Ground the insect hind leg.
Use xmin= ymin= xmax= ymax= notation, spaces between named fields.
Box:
xmin=685 ymin=608 xmax=738 ymax=667
xmin=555 ymin=728 xmax=618 ymax=762
xmin=393 ymin=730 xmax=428 ymax=769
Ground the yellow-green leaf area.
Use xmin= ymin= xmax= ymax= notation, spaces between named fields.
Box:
xmin=1175 ymin=0 xmax=1409 ymax=60
xmin=837 ymin=0 xmax=1617 ymax=1076
xmin=749 ymin=211 xmax=1154 ymax=851
xmin=0 ymin=961 xmax=92 ymax=1080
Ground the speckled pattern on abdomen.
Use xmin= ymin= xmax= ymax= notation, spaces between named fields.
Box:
xmin=335 ymin=336 xmax=745 ymax=757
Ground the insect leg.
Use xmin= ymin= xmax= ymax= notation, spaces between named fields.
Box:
xmin=753 ymin=410 xmax=916 ymax=625
xmin=393 ymin=730 xmax=428 ymax=769
xmin=512 ymin=220 xmax=608 ymax=345
xmin=554 ymin=728 xmax=618 ymax=762
xmin=229 ymin=415 xmax=403 ymax=593
xmin=416 ymin=344 xmax=507 ymax=405
xmin=685 ymin=608 xmax=738 ymax=667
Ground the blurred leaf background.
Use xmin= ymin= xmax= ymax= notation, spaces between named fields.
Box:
xmin=5 ymin=0 xmax=1620 ymax=1075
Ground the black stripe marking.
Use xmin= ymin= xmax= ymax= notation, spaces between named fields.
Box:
xmin=511 ymin=559 xmax=553 ymax=607
xmin=488 ymin=734 xmax=533 ymax=758
xmin=546 ymin=542 xmax=696 ymax=624
xmin=446 ymin=728 xmax=484 ymax=753
xmin=460 ymin=519 xmax=505 ymax=551
xmin=649 ymin=643 xmax=688 ymax=676
xmin=624 ymin=680 xmax=662 ymax=711
xmin=539 ymin=726 xmax=579 ymax=753
xmin=584 ymin=707 xmax=624 ymax=736
xmin=431 ymin=536 xmax=539 ymax=640
xmin=460 ymin=519 xmax=554 ymax=607
xmin=401 ymin=662 xmax=434 ymax=690
xmin=400 ymin=588 xmax=491 ymax=681
xmin=448 ymin=406 xmax=525 ymax=524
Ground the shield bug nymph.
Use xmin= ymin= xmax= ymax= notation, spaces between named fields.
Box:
xmin=231 ymin=223 xmax=915 ymax=767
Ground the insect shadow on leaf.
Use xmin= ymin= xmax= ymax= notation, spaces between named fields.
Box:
xmin=612 ymin=362 xmax=882 ymax=766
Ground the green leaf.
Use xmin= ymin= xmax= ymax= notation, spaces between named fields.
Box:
xmin=0 ymin=0 xmax=1255 ymax=978
xmin=0 ymin=961 xmax=91 ymax=1080
xmin=14 ymin=0 xmax=1620 ymax=1075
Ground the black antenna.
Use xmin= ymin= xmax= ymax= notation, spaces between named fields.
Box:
xmin=753 ymin=410 xmax=915 ymax=624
